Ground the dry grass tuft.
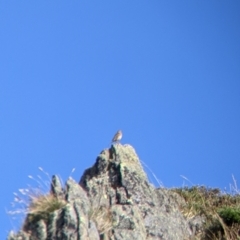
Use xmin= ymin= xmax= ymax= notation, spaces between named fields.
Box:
xmin=89 ymin=204 xmax=113 ymax=236
xmin=87 ymin=179 xmax=113 ymax=237
xmin=8 ymin=167 xmax=67 ymax=227
xmin=26 ymin=193 xmax=66 ymax=223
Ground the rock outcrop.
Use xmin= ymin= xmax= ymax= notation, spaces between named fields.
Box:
xmin=8 ymin=144 xmax=196 ymax=240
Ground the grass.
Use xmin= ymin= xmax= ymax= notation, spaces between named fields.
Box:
xmin=172 ymin=181 xmax=240 ymax=240
xmin=87 ymin=180 xmax=114 ymax=238
xmin=89 ymin=204 xmax=113 ymax=237
xmin=140 ymin=159 xmax=164 ymax=187
xmin=25 ymin=193 xmax=66 ymax=224
xmin=8 ymin=167 xmax=67 ymax=229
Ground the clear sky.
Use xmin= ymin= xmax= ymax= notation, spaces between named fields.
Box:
xmin=1 ymin=1 xmax=240 ymax=238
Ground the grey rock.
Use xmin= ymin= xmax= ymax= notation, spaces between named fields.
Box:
xmin=51 ymin=175 xmax=64 ymax=198
xmin=8 ymin=144 xmax=196 ymax=240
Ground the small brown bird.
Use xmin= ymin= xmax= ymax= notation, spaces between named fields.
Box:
xmin=112 ymin=130 xmax=122 ymax=143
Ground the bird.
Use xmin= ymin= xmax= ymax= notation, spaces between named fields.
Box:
xmin=112 ymin=130 xmax=122 ymax=143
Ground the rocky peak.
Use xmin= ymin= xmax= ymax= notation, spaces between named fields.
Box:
xmin=8 ymin=144 xmax=194 ymax=240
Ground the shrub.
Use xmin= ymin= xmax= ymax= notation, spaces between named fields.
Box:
xmin=218 ymin=207 xmax=240 ymax=226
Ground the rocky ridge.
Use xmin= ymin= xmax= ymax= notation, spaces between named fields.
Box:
xmin=8 ymin=144 xmax=198 ymax=240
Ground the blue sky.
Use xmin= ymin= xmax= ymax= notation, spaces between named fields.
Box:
xmin=1 ymin=1 xmax=240 ymax=238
